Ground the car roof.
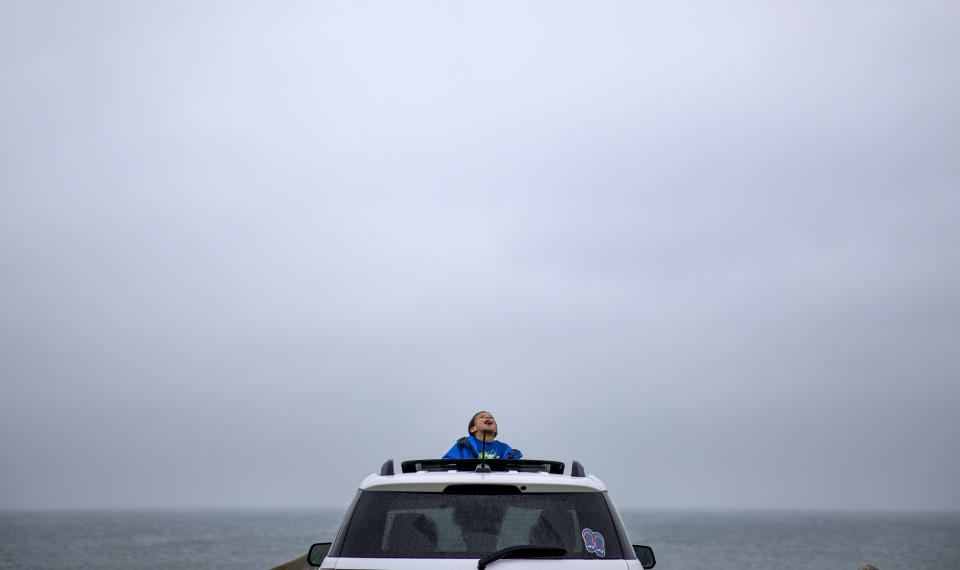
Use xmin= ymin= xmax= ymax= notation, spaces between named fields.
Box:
xmin=357 ymin=458 xmax=608 ymax=493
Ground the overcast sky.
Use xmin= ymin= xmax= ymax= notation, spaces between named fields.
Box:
xmin=2 ymin=1 xmax=958 ymax=513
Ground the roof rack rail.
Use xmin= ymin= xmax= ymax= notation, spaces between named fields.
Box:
xmin=400 ymin=459 xmax=565 ymax=475
xmin=380 ymin=459 xmax=395 ymax=476
xmin=570 ymin=460 xmax=585 ymax=477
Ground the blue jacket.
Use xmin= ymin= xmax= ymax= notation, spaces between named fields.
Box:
xmin=443 ymin=435 xmax=522 ymax=460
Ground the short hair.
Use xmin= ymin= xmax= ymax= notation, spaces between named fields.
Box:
xmin=468 ymin=411 xmax=494 ymax=436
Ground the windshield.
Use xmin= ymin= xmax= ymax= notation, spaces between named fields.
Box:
xmin=329 ymin=489 xmax=626 ymax=559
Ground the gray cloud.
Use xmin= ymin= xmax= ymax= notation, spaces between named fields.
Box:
xmin=2 ymin=1 xmax=959 ymax=511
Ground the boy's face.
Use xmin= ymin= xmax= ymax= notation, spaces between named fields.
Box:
xmin=470 ymin=412 xmax=497 ymax=437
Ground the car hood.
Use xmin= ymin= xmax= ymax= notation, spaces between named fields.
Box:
xmin=324 ymin=557 xmax=639 ymax=569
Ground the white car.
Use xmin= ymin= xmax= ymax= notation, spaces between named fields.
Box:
xmin=304 ymin=458 xmax=656 ymax=569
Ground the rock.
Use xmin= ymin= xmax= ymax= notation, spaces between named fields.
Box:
xmin=269 ymin=553 xmax=310 ymax=570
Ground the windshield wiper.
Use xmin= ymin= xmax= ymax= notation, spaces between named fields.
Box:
xmin=477 ymin=545 xmax=566 ymax=569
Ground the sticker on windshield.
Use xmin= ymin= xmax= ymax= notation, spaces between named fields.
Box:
xmin=581 ymin=528 xmax=606 ymax=557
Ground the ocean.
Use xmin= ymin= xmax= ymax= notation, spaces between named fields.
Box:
xmin=1 ymin=508 xmax=957 ymax=569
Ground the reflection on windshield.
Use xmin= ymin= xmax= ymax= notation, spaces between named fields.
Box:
xmin=332 ymin=490 xmax=624 ymax=559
